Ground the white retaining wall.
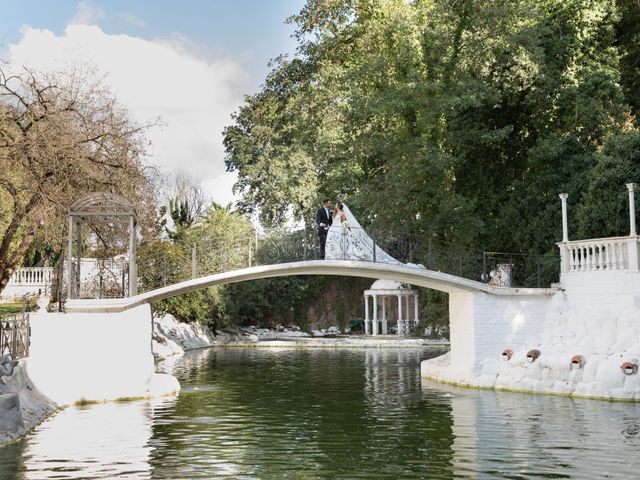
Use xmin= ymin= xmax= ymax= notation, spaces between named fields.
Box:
xmin=27 ymin=304 xmax=179 ymax=405
xmin=449 ymin=291 xmax=551 ymax=375
xmin=423 ymin=268 xmax=640 ymax=400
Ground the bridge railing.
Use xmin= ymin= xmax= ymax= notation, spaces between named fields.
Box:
xmin=131 ymin=227 xmax=558 ymax=294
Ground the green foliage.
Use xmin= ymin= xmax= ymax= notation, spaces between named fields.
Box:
xmin=143 ymin=204 xmax=255 ymax=326
xmin=224 ymin=0 xmax=637 ymax=260
xmin=154 ymin=288 xmax=227 ymax=327
xmin=223 ymin=276 xmax=325 ymax=328
xmin=138 ymin=241 xmax=189 ymax=291
xmin=577 ymin=131 xmax=640 ymax=238
xmin=219 ymin=0 xmax=640 ymax=336
xmin=616 ymin=0 xmax=640 ymax=116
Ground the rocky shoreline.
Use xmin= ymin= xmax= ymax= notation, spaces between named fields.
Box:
xmin=152 ymin=314 xmax=448 ymax=359
xmin=0 ymin=360 xmax=57 ymax=445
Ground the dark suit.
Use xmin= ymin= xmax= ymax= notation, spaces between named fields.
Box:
xmin=315 ymin=206 xmax=333 ymax=259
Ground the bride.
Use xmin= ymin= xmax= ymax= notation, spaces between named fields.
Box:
xmin=324 ymin=202 xmax=402 ymax=264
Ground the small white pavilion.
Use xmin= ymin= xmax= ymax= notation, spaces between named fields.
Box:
xmin=363 ymin=280 xmax=419 ymax=336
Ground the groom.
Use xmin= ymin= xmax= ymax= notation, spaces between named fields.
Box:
xmin=315 ymin=198 xmax=333 ymax=259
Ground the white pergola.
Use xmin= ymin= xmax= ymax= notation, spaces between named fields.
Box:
xmin=363 ymin=280 xmax=419 ymax=336
xmin=67 ymin=192 xmax=137 ymax=299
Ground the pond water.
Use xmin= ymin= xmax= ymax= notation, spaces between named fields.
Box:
xmin=2 ymin=347 xmax=640 ymax=479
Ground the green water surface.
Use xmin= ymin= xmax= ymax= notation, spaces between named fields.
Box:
xmin=2 ymin=347 xmax=640 ymax=479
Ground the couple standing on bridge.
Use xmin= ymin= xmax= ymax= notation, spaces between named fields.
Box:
xmin=315 ymin=198 xmax=399 ymax=264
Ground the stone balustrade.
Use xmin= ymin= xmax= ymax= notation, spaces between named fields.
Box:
xmin=1 ymin=267 xmax=55 ymax=299
xmin=559 ymin=236 xmax=640 ymax=273
xmin=8 ymin=267 xmax=54 ymax=286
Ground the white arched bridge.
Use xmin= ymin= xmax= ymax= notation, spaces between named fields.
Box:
xmin=64 ymin=260 xmax=556 ymax=314
xmin=61 ymin=259 xmax=557 ymax=386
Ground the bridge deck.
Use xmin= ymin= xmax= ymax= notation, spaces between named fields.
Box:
xmin=65 ymin=260 xmax=558 ymax=313
xmin=66 ymin=260 xmax=556 ymax=312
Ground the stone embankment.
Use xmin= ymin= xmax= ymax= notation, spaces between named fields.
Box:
xmin=0 ymin=360 xmax=57 ymax=445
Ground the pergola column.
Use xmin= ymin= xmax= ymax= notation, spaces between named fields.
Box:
xmin=364 ymin=295 xmax=370 ymax=335
xmin=67 ymin=217 xmax=74 ymax=299
xmin=129 ymin=215 xmax=137 ymax=296
xmin=75 ymin=220 xmax=82 ymax=298
xmin=372 ymin=294 xmax=379 ymax=335
xmin=381 ymin=296 xmax=387 ymax=335
xmin=397 ymin=294 xmax=404 ymax=336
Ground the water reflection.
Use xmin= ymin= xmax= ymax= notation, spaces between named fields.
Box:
xmin=6 ymin=399 xmax=174 ymax=480
xmin=426 ymin=380 xmax=640 ymax=479
xmin=3 ymin=348 xmax=640 ymax=479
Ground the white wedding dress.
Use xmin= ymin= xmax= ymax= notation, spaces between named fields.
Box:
xmin=324 ymin=204 xmax=402 ymax=264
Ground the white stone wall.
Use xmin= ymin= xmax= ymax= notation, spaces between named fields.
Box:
xmin=26 ymin=304 xmax=179 ymax=405
xmin=448 ymin=291 xmax=551 ymax=378
xmin=1 ymin=284 xmax=46 ymax=300
xmin=561 ymin=270 xmax=640 ymax=311
xmin=424 ymin=268 xmax=640 ymax=400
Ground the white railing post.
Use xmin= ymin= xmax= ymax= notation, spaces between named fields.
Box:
xmin=560 ymin=193 xmax=569 ymax=242
xmin=558 ymin=193 xmax=570 ymax=273
xmin=627 ymin=183 xmax=639 ymax=272
xmin=627 ymin=183 xmax=637 ymax=236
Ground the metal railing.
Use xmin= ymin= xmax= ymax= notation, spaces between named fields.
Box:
xmin=132 ymin=227 xmax=559 ymax=294
xmin=52 ymin=225 xmax=559 ymax=300
xmin=0 ymin=313 xmax=30 ymax=358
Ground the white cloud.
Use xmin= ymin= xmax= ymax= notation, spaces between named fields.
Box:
xmin=118 ymin=12 xmax=146 ymax=28
xmin=8 ymin=24 xmax=248 ymax=205
xmin=69 ymin=1 xmax=106 ymax=25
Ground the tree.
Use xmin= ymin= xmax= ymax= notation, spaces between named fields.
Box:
xmin=146 ymin=203 xmax=257 ymax=327
xmin=224 ymin=0 xmax=636 ymax=254
xmin=576 ymin=131 xmax=640 ymax=239
xmin=0 ymin=66 xmax=156 ymax=294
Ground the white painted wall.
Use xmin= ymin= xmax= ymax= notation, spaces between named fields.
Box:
xmin=424 ymin=267 xmax=640 ymax=400
xmin=1 ymin=284 xmax=46 ymax=300
xmin=26 ymin=304 xmax=179 ymax=405
xmin=447 ymin=291 xmax=551 ymax=379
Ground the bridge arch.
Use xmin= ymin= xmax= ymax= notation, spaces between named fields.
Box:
xmin=31 ymin=260 xmax=558 ymax=404
xmin=64 ymin=260 xmax=554 ymax=314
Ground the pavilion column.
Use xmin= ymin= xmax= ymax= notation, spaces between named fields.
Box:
xmin=559 ymin=193 xmax=570 ymax=273
xmin=372 ymin=294 xmax=379 ymax=335
xmin=414 ymin=294 xmax=419 ymax=333
xmin=405 ymin=295 xmax=410 ymax=334
xmin=381 ymin=297 xmax=387 ymax=335
xmin=397 ymin=294 xmax=403 ymax=336
xmin=364 ymin=295 xmax=370 ymax=335
xmin=628 ymin=183 xmax=637 ymax=236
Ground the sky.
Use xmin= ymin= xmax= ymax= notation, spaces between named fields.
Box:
xmin=0 ymin=0 xmax=306 ymax=205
